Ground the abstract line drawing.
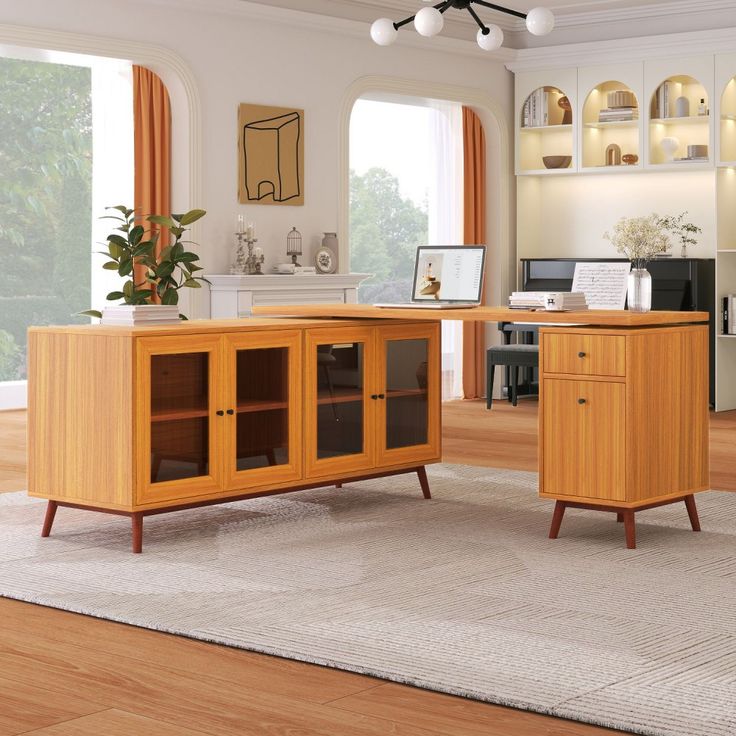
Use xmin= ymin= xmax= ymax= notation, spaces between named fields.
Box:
xmin=238 ymin=104 xmax=304 ymax=206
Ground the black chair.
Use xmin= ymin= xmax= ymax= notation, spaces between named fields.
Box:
xmin=486 ymin=344 xmax=539 ymax=409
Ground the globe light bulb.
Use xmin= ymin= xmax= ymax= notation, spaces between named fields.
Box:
xmin=477 ymin=25 xmax=504 ymax=51
xmin=370 ymin=18 xmax=398 ymax=46
xmin=526 ymin=7 xmax=555 ymax=36
xmin=414 ymin=7 xmax=444 ymax=37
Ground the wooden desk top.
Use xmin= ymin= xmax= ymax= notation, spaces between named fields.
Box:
xmin=251 ymin=303 xmax=710 ymax=327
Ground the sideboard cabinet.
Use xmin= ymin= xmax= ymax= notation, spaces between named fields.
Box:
xmin=28 ymin=318 xmax=441 ymax=552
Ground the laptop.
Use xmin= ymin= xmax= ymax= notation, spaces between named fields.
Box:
xmin=375 ymin=245 xmax=486 ymax=309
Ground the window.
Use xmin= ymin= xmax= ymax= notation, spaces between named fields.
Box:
xmin=0 ymin=46 xmax=133 ymax=408
xmin=349 ymin=96 xmax=464 ymax=398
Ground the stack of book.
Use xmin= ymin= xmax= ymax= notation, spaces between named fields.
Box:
xmin=598 ymin=107 xmax=638 ymax=123
xmin=508 ymin=291 xmax=589 ymax=311
xmin=521 ymin=88 xmax=549 ymax=128
xmin=101 ymin=304 xmax=181 ymax=326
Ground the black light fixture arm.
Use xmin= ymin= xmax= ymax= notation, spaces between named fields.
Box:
xmin=466 ymin=4 xmax=488 ymax=33
xmin=392 ymin=0 xmax=528 ymax=31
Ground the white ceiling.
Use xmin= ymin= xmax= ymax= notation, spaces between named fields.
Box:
xmin=238 ymin=0 xmax=736 ymax=48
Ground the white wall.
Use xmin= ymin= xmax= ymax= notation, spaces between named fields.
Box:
xmin=0 ymin=0 xmax=514 ymax=318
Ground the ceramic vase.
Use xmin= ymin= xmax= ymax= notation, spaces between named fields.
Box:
xmin=660 ymin=136 xmax=679 ymax=163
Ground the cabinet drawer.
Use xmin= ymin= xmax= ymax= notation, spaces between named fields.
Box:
xmin=543 ymin=333 xmax=625 ymax=377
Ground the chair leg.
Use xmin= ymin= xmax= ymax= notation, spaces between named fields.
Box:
xmin=549 ymin=501 xmax=566 ymax=539
xmin=41 ymin=501 xmax=58 ymax=538
xmin=616 ymin=512 xmax=624 ymax=523
xmin=486 ymin=362 xmax=495 ymax=410
xmin=335 ymin=482 xmax=343 ymax=489
xmin=132 ymin=513 xmax=143 ymax=554
xmin=417 ymin=466 xmax=431 ymax=499
xmin=511 ymin=366 xmax=519 ymax=407
xmin=623 ymin=510 xmax=636 ymax=549
xmin=684 ymin=495 xmax=701 ymax=532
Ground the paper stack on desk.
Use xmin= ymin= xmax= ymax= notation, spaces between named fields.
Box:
xmin=508 ymin=291 xmax=588 ymax=311
xmin=101 ymin=305 xmax=181 ymax=325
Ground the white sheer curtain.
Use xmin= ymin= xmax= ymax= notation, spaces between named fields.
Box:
xmin=91 ymin=60 xmax=134 ymax=311
xmin=428 ymin=101 xmax=464 ymax=400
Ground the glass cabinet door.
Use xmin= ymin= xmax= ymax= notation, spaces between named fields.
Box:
xmin=376 ymin=324 xmax=441 ymax=465
xmin=223 ymin=331 xmax=302 ymax=490
xmin=137 ymin=335 xmax=223 ymax=504
xmin=305 ymin=327 xmax=375 ymax=478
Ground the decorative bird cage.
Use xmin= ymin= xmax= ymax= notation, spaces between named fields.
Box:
xmin=286 ymin=226 xmax=302 ymax=266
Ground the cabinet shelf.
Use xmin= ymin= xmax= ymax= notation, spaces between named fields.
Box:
xmin=152 ymin=405 xmax=208 ymax=422
xmin=237 ymin=399 xmax=288 ymax=413
xmin=519 ymin=124 xmax=573 ymax=133
xmin=650 ymin=116 xmax=709 ymax=125
xmin=584 ymin=120 xmax=639 ymax=129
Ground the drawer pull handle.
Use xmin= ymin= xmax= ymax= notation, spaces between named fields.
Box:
xmin=216 ymin=410 xmax=224 ymax=416
xmin=578 ymin=398 xmax=587 ymax=405
xmin=578 ymin=351 xmax=586 ymax=358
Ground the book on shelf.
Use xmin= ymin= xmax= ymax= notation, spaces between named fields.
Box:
xmin=101 ymin=304 xmax=181 ymax=326
xmin=657 ymin=81 xmax=670 ymax=119
xmin=724 ymin=295 xmax=736 ymax=335
xmin=598 ymin=107 xmax=638 ymax=122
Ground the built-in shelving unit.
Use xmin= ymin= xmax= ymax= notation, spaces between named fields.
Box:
xmin=514 ymin=53 xmax=736 ymax=410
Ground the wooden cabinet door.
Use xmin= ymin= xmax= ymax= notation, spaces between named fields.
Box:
xmin=304 ymin=326 xmax=376 ymax=479
xmin=135 ymin=335 xmax=225 ymax=505
xmin=222 ymin=330 xmax=302 ymax=491
xmin=375 ymin=323 xmax=441 ymax=468
xmin=541 ymin=378 xmax=626 ymax=502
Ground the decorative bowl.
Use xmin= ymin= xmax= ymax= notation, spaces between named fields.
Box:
xmin=542 ymin=155 xmax=572 ymax=169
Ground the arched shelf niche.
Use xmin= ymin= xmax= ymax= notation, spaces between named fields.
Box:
xmin=582 ymin=80 xmax=640 ymax=169
xmin=518 ymin=85 xmax=573 ymax=173
xmin=649 ymin=75 xmax=709 ymax=165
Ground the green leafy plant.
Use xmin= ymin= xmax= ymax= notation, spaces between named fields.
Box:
xmin=659 ymin=211 xmax=702 ymax=257
xmin=81 ymin=206 xmax=208 ymax=319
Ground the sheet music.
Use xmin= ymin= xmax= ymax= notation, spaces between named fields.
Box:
xmin=572 ymin=262 xmax=631 ymax=310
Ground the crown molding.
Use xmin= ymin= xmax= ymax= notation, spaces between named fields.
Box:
xmin=506 ymin=25 xmax=736 ymax=72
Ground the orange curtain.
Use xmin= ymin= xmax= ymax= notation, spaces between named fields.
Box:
xmin=461 ymin=106 xmax=487 ymax=399
xmin=133 ymin=65 xmax=171 ymax=292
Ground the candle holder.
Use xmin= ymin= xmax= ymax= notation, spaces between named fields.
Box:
xmin=230 ymin=233 xmax=264 ymax=275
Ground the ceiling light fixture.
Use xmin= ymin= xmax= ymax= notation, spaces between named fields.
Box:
xmin=370 ymin=1 xmax=555 ymax=51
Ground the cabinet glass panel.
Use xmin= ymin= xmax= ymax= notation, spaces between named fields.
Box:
xmin=235 ymin=347 xmax=290 ymax=471
xmin=150 ymin=352 xmax=209 ymax=483
xmin=316 ymin=342 xmax=364 ymax=459
xmin=385 ymin=339 xmax=428 ymax=450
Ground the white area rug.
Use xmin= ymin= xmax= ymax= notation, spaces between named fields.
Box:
xmin=1 ymin=465 xmax=735 ymax=736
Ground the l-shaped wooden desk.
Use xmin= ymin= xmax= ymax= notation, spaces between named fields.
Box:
xmin=252 ymin=304 xmax=711 ymax=550
xmin=28 ymin=305 xmax=709 ymax=551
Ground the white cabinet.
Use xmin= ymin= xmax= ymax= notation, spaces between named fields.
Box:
xmin=206 ymin=274 xmax=369 ymax=318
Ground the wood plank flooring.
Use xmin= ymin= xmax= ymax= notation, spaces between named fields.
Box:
xmin=1 ymin=402 xmax=734 ymax=735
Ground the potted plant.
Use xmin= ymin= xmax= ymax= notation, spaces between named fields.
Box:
xmin=659 ymin=211 xmax=702 ymax=258
xmin=603 ymin=214 xmax=669 ymax=312
xmin=81 ymin=205 xmax=208 ymax=319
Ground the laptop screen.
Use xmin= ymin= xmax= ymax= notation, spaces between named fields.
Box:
xmin=411 ymin=246 xmax=486 ymax=303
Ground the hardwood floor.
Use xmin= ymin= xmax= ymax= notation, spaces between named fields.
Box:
xmin=1 ymin=402 xmax=734 ymax=735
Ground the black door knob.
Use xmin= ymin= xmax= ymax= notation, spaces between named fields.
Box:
xmin=578 ymin=398 xmax=586 ymax=405
xmin=378 ymin=393 xmax=385 ymax=399
xmin=371 ymin=394 xmax=378 ymax=400
xmin=226 ymin=409 xmax=234 ymax=415
xmin=216 ymin=410 xmax=224 ymax=416
xmin=578 ymin=351 xmax=586 ymax=358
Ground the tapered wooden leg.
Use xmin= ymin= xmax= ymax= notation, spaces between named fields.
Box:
xmin=131 ymin=513 xmax=143 ymax=554
xmin=623 ymin=510 xmax=636 ymax=549
xmin=616 ymin=512 xmax=624 ymax=523
xmin=417 ymin=466 xmax=431 ymax=499
xmin=684 ymin=494 xmax=701 ymax=532
xmin=548 ymin=501 xmax=566 ymax=539
xmin=41 ymin=501 xmax=58 ymax=538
